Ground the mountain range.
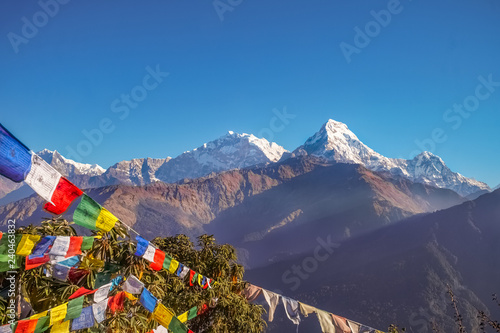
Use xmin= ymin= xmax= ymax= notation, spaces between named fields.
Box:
xmin=0 ymin=120 xmax=491 ymax=206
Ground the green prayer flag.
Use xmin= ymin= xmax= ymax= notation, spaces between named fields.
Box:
xmin=64 ymin=296 xmax=84 ymax=321
xmin=0 ymin=234 xmax=22 ymax=272
xmin=34 ymin=316 xmax=50 ymax=333
xmin=168 ymin=316 xmax=189 ymax=333
xmin=73 ymin=194 xmax=101 ymax=230
xmin=163 ymin=254 xmax=172 ymax=270
xmin=80 ymin=237 xmax=94 ymax=251
xmin=103 ymin=261 xmax=121 ymax=274
xmin=187 ymin=306 xmax=198 ymax=321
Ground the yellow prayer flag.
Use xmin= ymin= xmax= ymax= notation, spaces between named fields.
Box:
xmin=177 ymin=311 xmax=188 ymax=323
xmin=168 ymin=259 xmax=179 ymax=275
xmin=153 ymin=303 xmax=175 ymax=328
xmin=51 ymin=319 xmax=70 ymax=333
xmin=95 ymin=208 xmax=118 ymax=232
xmin=50 ymin=303 xmax=68 ymax=326
xmin=124 ymin=291 xmax=138 ymax=301
xmin=197 ymin=274 xmax=204 ymax=287
xmin=30 ymin=310 xmax=48 ymax=319
xmin=16 ymin=234 xmax=41 ymax=256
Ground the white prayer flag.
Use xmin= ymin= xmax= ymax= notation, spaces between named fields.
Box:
xmin=48 ymin=236 xmax=70 ymax=256
xmin=24 ymin=154 xmax=61 ymax=203
xmin=142 ymin=244 xmax=156 ymax=262
xmin=94 ymin=283 xmax=112 ymax=303
xmin=92 ymin=298 xmax=108 ymax=323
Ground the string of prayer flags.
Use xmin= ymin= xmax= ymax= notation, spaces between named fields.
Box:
xmin=73 ymin=194 xmax=117 ymax=232
xmin=0 ymin=123 xmax=32 ymax=183
xmin=71 ymin=306 xmax=94 ymax=331
xmin=15 ymin=234 xmax=41 ymax=256
xmin=43 ymin=177 xmax=83 ymax=215
xmin=24 ymin=154 xmax=61 ymax=204
xmin=139 ymin=288 xmax=158 ymax=313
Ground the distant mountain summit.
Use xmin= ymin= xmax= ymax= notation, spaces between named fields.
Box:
xmin=292 ymin=119 xmax=490 ymax=197
xmin=154 ymin=131 xmax=287 ymax=183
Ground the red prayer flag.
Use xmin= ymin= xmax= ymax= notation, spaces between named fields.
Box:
xmin=69 ymin=287 xmax=96 ymax=300
xmin=0 ymin=232 xmax=3 ymax=241
xmin=14 ymin=318 xmax=38 ymax=332
xmin=108 ymin=291 xmax=126 ymax=314
xmin=43 ymin=177 xmax=83 ymax=215
xmin=25 ymin=254 xmax=49 ymax=270
xmin=68 ymin=267 xmax=89 ymax=285
xmin=189 ymin=270 xmax=196 ymax=286
xmin=149 ymin=249 xmax=165 ymax=271
xmin=65 ymin=236 xmax=83 ymax=257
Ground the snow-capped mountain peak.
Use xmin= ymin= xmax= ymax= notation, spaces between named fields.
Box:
xmin=37 ymin=149 xmax=106 ymax=176
xmin=294 ymin=119 xmax=490 ymax=197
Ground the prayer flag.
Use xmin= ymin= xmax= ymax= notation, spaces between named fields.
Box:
xmin=16 ymin=234 xmax=41 ymax=256
xmin=71 ymin=306 xmax=94 ymax=330
xmin=69 ymin=287 xmax=96 ymax=300
xmin=94 ymin=283 xmax=112 ymax=303
xmin=25 ymin=254 xmax=49 ymax=270
xmin=49 ymin=303 xmax=67 ymax=326
xmin=0 ymin=123 xmax=32 ymax=182
xmin=122 ymin=275 xmax=144 ymax=295
xmin=142 ymin=244 xmax=156 ymax=262
xmin=135 ymin=236 xmax=149 ymax=256
xmin=48 ymin=237 xmax=70 ymax=256
xmin=153 ymin=303 xmax=174 ymax=329
xmin=64 ymin=296 xmax=84 ymax=321
xmin=14 ymin=318 xmax=38 ymax=333
xmin=150 ymin=249 xmax=165 ymax=271
xmin=50 ymin=320 xmax=69 ymax=333
xmin=73 ymin=195 xmax=101 ymax=231
xmin=168 ymin=316 xmax=189 ymax=333
xmin=33 ymin=315 xmax=49 ymax=333
xmin=139 ymin=288 xmax=158 ymax=313
xmin=80 ymin=237 xmax=94 ymax=251
xmin=24 ymin=154 xmax=61 ymax=203
xmin=108 ymin=291 xmax=125 ymax=314
xmin=65 ymin=237 xmax=82 ymax=257
xmin=43 ymin=177 xmax=83 ymax=215
xmin=30 ymin=236 xmax=55 ymax=257
xmin=92 ymin=299 xmax=108 ymax=323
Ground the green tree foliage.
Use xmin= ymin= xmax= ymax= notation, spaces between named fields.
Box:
xmin=0 ymin=219 xmax=265 ymax=332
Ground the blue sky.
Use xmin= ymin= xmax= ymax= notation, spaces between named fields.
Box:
xmin=1 ymin=0 xmax=499 ymax=186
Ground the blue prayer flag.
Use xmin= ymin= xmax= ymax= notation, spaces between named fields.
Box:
xmin=72 ymin=306 xmax=95 ymax=330
xmin=29 ymin=236 xmax=55 ymax=258
xmin=53 ymin=264 xmax=71 ymax=281
xmin=0 ymin=123 xmax=32 ymax=182
xmin=139 ymin=288 xmax=158 ymax=313
xmin=134 ymin=236 xmax=149 ymax=256
xmin=110 ymin=275 xmax=123 ymax=290
xmin=58 ymin=255 xmax=80 ymax=268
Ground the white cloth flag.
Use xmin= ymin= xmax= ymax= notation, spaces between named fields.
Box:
xmin=153 ymin=326 xmax=169 ymax=333
xmin=283 ymin=297 xmax=301 ymax=326
xmin=24 ymin=154 xmax=61 ymax=203
xmin=94 ymin=283 xmax=112 ymax=303
xmin=48 ymin=236 xmax=70 ymax=256
xmin=92 ymin=298 xmax=108 ymax=323
xmin=122 ymin=275 xmax=144 ymax=295
xmin=0 ymin=325 xmax=12 ymax=333
xmin=262 ymin=289 xmax=280 ymax=322
xmin=179 ymin=266 xmax=190 ymax=279
xmin=142 ymin=244 xmax=156 ymax=262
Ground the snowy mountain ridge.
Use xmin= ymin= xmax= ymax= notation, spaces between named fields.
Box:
xmin=292 ymin=119 xmax=490 ymax=197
